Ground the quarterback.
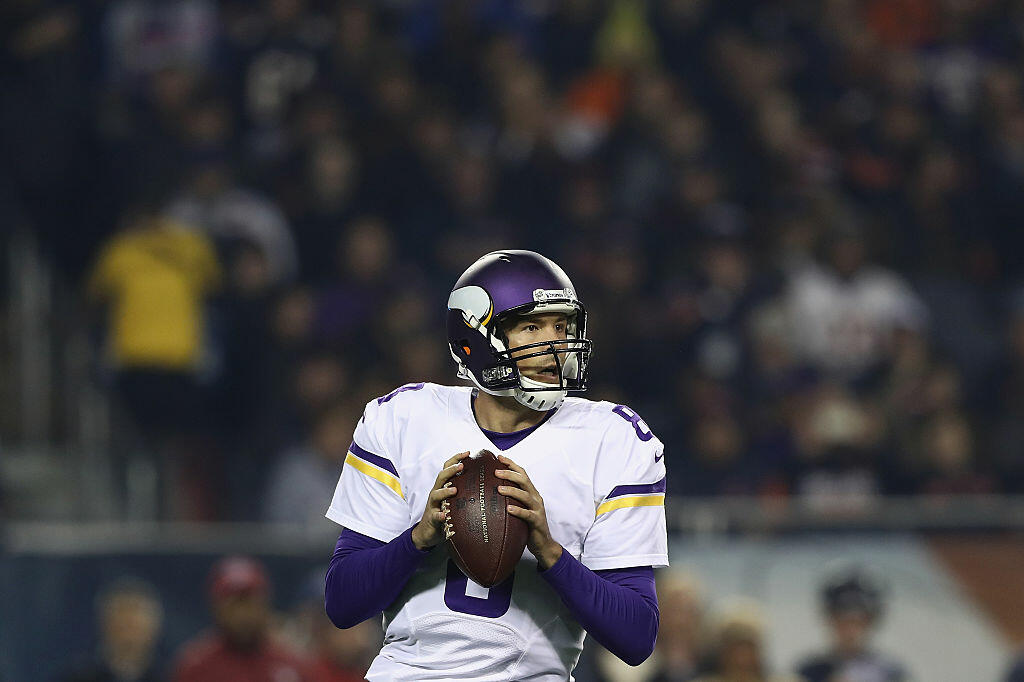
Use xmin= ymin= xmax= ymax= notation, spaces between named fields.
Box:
xmin=324 ymin=250 xmax=668 ymax=680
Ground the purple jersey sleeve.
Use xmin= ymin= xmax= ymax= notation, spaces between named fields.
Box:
xmin=324 ymin=527 xmax=427 ymax=628
xmin=540 ymin=551 xmax=659 ymax=666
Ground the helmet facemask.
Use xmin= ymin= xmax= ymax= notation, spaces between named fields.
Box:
xmin=493 ymin=307 xmax=590 ymax=410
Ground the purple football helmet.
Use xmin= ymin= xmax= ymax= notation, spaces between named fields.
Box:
xmin=447 ymin=250 xmax=592 ymax=411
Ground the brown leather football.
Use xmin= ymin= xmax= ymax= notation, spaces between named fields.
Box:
xmin=445 ymin=449 xmax=529 ymax=587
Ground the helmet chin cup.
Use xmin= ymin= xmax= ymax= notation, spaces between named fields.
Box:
xmin=513 ymin=375 xmax=565 ymax=411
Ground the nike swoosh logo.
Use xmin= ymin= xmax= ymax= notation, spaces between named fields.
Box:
xmin=655 ymin=452 xmax=664 ymax=463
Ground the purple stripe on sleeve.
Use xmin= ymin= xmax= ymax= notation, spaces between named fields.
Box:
xmin=539 ymin=552 xmax=659 ymax=666
xmin=324 ymin=527 xmax=427 ymax=628
xmin=348 ymin=441 xmax=400 ymax=477
xmin=606 ymin=477 xmax=666 ymax=499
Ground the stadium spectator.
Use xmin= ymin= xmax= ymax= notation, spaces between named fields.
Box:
xmin=88 ymin=199 xmax=222 ymax=518
xmin=687 ymin=215 xmax=773 ymax=378
xmin=791 ymin=387 xmax=885 ymax=514
xmin=916 ymin=409 xmax=995 ymax=496
xmin=223 ymin=0 xmax=332 ymax=168
xmin=263 ymin=400 xmax=361 ymax=528
xmin=214 ymin=235 xmax=273 ymax=390
xmin=676 ymin=409 xmax=762 ymax=497
xmin=648 ymin=572 xmax=708 ymax=682
xmin=290 ymin=353 xmax=351 ymax=428
xmin=102 ymin=0 xmax=218 ymax=86
xmin=167 ymin=153 xmax=297 ymax=285
xmin=88 ymin=202 xmax=221 ymax=432
xmin=795 ymin=567 xmax=909 ymax=682
xmin=574 ymin=569 xmax=699 ymax=682
xmin=172 ymin=556 xmax=312 ymax=682
xmin=784 ymin=218 xmax=928 ymax=380
xmin=289 ymin=135 xmax=365 ymax=284
xmin=59 ymin=577 xmax=165 ymax=682
xmin=314 ymin=216 xmax=398 ymax=348
xmin=327 ymin=1 xmax=378 ymax=99
xmin=251 ymin=287 xmax=323 ymax=459
xmin=694 ymin=599 xmax=799 ymax=682
xmin=228 ymin=346 xmax=352 ymax=509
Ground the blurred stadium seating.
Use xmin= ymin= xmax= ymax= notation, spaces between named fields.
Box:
xmin=3 ymin=1 xmax=1024 ymax=680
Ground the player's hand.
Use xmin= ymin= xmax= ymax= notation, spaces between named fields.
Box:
xmin=411 ymin=451 xmax=470 ymax=551
xmin=495 ymin=455 xmax=564 ymax=570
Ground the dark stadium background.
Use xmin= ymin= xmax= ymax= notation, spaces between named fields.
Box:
xmin=2 ymin=1 xmax=1024 ymax=681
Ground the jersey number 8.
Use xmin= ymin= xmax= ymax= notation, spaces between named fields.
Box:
xmin=613 ymin=405 xmax=653 ymax=442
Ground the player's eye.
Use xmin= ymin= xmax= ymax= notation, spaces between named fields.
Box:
xmin=524 ymin=324 xmax=539 ymax=332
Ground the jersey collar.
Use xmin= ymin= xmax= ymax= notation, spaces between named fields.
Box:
xmin=469 ymin=389 xmax=558 ymax=451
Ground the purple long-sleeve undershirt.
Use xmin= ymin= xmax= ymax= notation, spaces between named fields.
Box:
xmin=539 ymin=550 xmax=659 ymax=665
xmin=324 ymin=527 xmax=429 ymax=629
xmin=324 ymin=528 xmax=659 ymax=665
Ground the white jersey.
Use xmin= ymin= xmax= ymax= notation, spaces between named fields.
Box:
xmin=326 ymin=383 xmax=669 ymax=681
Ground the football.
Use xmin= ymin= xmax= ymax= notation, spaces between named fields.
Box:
xmin=445 ymin=449 xmax=529 ymax=587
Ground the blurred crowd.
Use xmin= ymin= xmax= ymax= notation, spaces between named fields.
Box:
xmin=7 ymin=0 xmax=1024 ymax=521
xmin=581 ymin=566 xmax=909 ymax=682
xmin=57 ymin=557 xmax=382 ymax=682
xmin=58 ymin=559 xmax=926 ymax=682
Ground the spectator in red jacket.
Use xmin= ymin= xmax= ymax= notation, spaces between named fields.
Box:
xmin=172 ymin=556 xmax=313 ymax=682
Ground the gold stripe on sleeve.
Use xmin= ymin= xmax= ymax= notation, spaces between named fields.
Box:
xmin=345 ymin=452 xmax=405 ymax=499
xmin=595 ymin=493 xmax=665 ymax=517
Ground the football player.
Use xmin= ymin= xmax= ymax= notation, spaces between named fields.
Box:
xmin=324 ymin=250 xmax=668 ymax=680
